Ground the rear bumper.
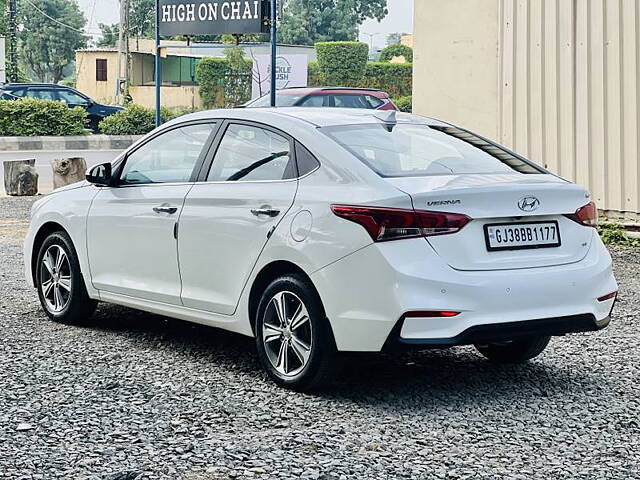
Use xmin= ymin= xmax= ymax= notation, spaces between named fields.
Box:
xmin=382 ymin=313 xmax=610 ymax=351
xmin=311 ymin=231 xmax=617 ymax=352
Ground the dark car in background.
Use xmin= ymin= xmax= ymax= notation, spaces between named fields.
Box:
xmin=1 ymin=83 xmax=124 ymax=132
xmin=244 ymin=87 xmax=398 ymax=110
xmin=0 ymin=90 xmax=19 ymax=100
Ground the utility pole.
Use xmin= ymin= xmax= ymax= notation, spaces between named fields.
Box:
xmin=115 ymin=0 xmax=130 ymax=104
xmin=7 ymin=0 xmax=17 ymax=82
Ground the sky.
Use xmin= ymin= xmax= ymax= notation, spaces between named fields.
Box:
xmin=78 ymin=0 xmax=414 ymax=48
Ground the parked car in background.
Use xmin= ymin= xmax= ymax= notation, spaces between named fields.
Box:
xmin=0 ymin=89 xmax=19 ymax=100
xmin=244 ymin=87 xmax=398 ymax=110
xmin=1 ymin=83 xmax=124 ymax=132
xmin=24 ymin=108 xmax=617 ymax=391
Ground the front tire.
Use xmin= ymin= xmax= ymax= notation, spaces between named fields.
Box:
xmin=35 ymin=231 xmax=97 ymax=324
xmin=474 ymin=335 xmax=551 ymax=363
xmin=255 ymin=274 xmax=335 ymax=390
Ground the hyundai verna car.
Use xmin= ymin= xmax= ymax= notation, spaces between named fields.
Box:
xmin=24 ymin=108 xmax=617 ymax=390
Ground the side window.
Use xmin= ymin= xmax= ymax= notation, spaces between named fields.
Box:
xmin=295 ymin=143 xmax=320 ymax=176
xmin=207 ymin=124 xmax=293 ymax=182
xmin=57 ymin=90 xmax=89 ymax=106
xmin=299 ymin=95 xmax=327 ymax=107
xmin=120 ymin=123 xmax=215 ymax=185
xmin=9 ymin=88 xmax=26 ymax=97
xmin=364 ymin=95 xmax=384 ymax=109
xmin=27 ymin=89 xmax=58 ymax=101
xmin=332 ymin=94 xmax=368 ymax=109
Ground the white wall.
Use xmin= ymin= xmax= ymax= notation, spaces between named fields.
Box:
xmin=414 ymin=0 xmax=640 ymax=220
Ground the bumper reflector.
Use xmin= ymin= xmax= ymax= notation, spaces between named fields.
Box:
xmin=404 ymin=311 xmax=460 ymax=318
xmin=597 ymin=291 xmax=617 ymax=302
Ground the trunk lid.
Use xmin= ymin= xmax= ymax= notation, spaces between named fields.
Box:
xmin=388 ymin=173 xmax=594 ymax=271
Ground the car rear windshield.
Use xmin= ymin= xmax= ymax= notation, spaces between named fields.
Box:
xmin=322 ymin=123 xmax=544 ymax=177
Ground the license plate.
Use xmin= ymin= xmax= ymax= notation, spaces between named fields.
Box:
xmin=484 ymin=221 xmax=561 ymax=251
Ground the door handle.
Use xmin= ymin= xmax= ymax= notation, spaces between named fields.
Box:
xmin=251 ymin=208 xmax=280 ymax=218
xmin=153 ymin=206 xmax=178 ymax=214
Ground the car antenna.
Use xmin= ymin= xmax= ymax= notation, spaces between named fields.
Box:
xmin=374 ymin=110 xmax=397 ymax=132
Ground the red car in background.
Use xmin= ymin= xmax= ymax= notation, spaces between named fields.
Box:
xmin=244 ymin=87 xmax=398 ymax=110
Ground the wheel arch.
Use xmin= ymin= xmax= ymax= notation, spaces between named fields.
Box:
xmin=248 ymin=260 xmax=332 ymax=339
xmin=31 ymin=221 xmax=69 ymax=282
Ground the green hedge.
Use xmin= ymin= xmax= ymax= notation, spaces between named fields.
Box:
xmin=315 ymin=41 xmax=369 ymax=85
xmin=308 ymin=61 xmax=412 ymax=98
xmin=0 ymin=98 xmax=87 ymax=136
xmin=195 ymin=57 xmax=252 ymax=108
xmin=393 ymin=96 xmax=412 ymax=113
xmin=99 ymin=104 xmax=176 ymax=135
xmin=379 ymin=44 xmax=413 ymax=63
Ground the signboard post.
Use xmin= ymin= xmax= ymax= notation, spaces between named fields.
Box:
xmin=154 ymin=0 xmax=273 ymax=126
xmin=268 ymin=0 xmax=279 ymax=107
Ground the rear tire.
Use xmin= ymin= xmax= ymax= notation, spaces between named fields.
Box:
xmin=35 ymin=231 xmax=97 ymax=324
xmin=255 ymin=274 xmax=336 ymax=391
xmin=474 ymin=335 xmax=551 ymax=363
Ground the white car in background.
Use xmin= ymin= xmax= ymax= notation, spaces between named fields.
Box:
xmin=24 ymin=108 xmax=618 ymax=390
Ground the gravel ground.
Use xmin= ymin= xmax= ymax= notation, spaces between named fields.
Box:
xmin=0 ymin=195 xmax=638 ymax=480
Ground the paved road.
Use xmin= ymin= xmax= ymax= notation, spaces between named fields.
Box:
xmin=1 ymin=196 xmax=639 ymax=479
xmin=0 ymin=150 xmax=122 ymax=194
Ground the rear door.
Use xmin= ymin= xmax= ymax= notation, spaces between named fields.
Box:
xmin=87 ymin=121 xmax=217 ymax=304
xmin=178 ymin=121 xmax=298 ymax=314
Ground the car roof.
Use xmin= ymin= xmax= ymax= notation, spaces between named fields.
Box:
xmin=277 ymin=86 xmax=384 ymax=95
xmin=4 ymin=83 xmax=65 ymax=89
xmin=178 ymin=107 xmax=450 ymax=129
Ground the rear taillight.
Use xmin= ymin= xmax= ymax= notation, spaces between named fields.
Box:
xmin=566 ymin=201 xmax=598 ymax=227
xmin=331 ymin=205 xmax=471 ymax=242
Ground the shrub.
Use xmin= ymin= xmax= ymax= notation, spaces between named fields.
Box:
xmin=379 ymin=44 xmax=413 ymax=63
xmin=0 ymin=98 xmax=87 ymax=136
xmin=195 ymin=55 xmax=252 ymax=108
xmin=359 ymin=62 xmax=413 ymax=98
xmin=315 ymin=41 xmax=369 ymax=85
xmin=598 ymin=222 xmax=640 ymax=247
xmin=393 ymin=96 xmax=412 ymax=113
xmin=98 ymin=104 xmax=175 ymax=135
xmin=308 ymin=61 xmax=412 ymax=98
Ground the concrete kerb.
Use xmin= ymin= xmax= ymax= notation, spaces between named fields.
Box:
xmin=0 ymin=135 xmax=143 ymax=152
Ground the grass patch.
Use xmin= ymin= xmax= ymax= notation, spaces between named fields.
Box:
xmin=598 ymin=222 xmax=640 ymax=247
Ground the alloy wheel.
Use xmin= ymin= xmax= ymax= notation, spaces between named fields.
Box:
xmin=40 ymin=244 xmax=72 ymax=313
xmin=262 ymin=291 xmax=313 ymax=377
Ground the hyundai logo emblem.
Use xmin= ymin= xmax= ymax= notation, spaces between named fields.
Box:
xmin=518 ymin=196 xmax=540 ymax=212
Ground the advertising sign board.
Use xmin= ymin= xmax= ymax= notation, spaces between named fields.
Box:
xmin=158 ymin=0 xmax=269 ymax=36
xmin=252 ymin=54 xmax=308 ymax=99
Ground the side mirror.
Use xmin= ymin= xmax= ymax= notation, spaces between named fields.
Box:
xmin=86 ymin=163 xmax=112 ymax=186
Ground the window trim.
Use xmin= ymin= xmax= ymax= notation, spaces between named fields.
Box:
xmin=111 ymin=119 xmax=221 ymax=188
xmin=196 ymin=119 xmax=300 ymax=184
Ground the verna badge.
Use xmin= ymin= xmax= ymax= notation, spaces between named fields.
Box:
xmin=518 ymin=196 xmax=540 ymax=212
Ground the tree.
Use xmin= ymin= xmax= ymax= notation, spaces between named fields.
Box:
xmin=279 ymin=0 xmax=388 ymax=46
xmin=386 ymin=32 xmax=402 ymax=46
xmin=129 ymin=0 xmax=154 ymax=38
xmin=97 ymin=23 xmax=119 ymax=48
xmin=0 ymin=0 xmax=7 ymax=36
xmin=18 ymin=0 xmax=87 ymax=83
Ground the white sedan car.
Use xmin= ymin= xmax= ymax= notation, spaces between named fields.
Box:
xmin=24 ymin=108 xmax=617 ymax=390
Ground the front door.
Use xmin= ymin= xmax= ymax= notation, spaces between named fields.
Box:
xmin=178 ymin=122 xmax=298 ymax=314
xmin=87 ymin=122 xmax=217 ymax=305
